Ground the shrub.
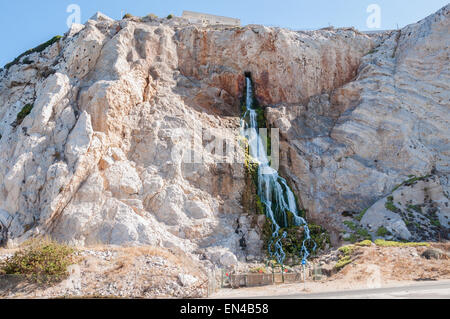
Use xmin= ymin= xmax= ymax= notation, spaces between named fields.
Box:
xmin=335 ymin=256 xmax=352 ymax=270
xmin=357 ymin=240 xmax=373 ymax=247
xmin=343 ymin=221 xmax=357 ymax=231
xmin=355 ymin=209 xmax=368 ymax=222
xmin=357 ymin=227 xmax=371 ymax=239
xmin=15 ymin=103 xmax=34 ymax=126
xmin=167 ymin=14 xmax=174 ymax=19
xmin=338 ymin=245 xmax=355 ymax=255
xmin=5 ymin=36 xmax=62 ymax=69
xmin=0 ymin=238 xmax=76 ymax=284
xmin=348 ymin=233 xmax=359 ymax=243
xmin=335 ymin=245 xmax=356 ymax=270
xmin=145 ymin=13 xmax=158 ymax=20
xmin=255 ymin=195 xmax=265 ymax=215
xmin=374 ymin=239 xmax=430 ymax=248
xmin=430 ymin=218 xmax=441 ymax=227
xmin=376 ymin=226 xmax=390 ymax=237
xmin=123 ymin=13 xmax=133 ymax=19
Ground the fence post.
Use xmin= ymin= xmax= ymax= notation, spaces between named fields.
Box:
xmin=271 ymin=263 xmax=275 ymax=284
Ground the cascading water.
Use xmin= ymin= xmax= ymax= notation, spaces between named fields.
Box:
xmin=241 ymin=76 xmax=316 ymax=265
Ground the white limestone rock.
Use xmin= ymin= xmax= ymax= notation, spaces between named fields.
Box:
xmin=105 ymin=161 xmax=143 ymax=197
xmin=90 ymin=12 xmax=114 ymax=22
xmin=361 ymin=200 xmax=412 ymax=241
xmin=65 ymin=111 xmax=93 ymax=168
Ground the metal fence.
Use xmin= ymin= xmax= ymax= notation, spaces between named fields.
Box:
xmin=212 ymin=263 xmax=324 ymax=291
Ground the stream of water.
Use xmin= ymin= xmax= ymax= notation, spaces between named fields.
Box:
xmin=240 ymin=76 xmax=316 ymax=265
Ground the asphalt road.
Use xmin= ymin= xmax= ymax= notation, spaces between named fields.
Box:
xmin=253 ymin=281 xmax=450 ymax=299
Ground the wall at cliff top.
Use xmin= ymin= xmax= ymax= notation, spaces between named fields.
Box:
xmin=0 ymin=6 xmax=448 ymax=268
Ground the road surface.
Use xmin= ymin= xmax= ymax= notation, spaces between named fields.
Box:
xmin=254 ymin=281 xmax=450 ymax=299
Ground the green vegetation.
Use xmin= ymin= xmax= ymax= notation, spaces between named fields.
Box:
xmin=374 ymin=239 xmax=430 ymax=248
xmin=355 ymin=209 xmax=368 ymax=222
xmin=262 ymin=219 xmax=330 ymax=264
xmin=392 ymin=175 xmax=432 ymax=192
xmin=385 ymin=200 xmax=400 ymax=213
xmin=15 ymin=104 xmax=34 ymax=126
xmin=338 ymin=245 xmax=355 ymax=255
xmin=335 ymin=256 xmax=352 ymax=270
xmin=408 ymin=204 xmax=422 ymax=214
xmin=145 ymin=13 xmax=158 ymax=20
xmin=346 ymin=233 xmax=359 ymax=243
xmin=343 ymin=221 xmax=357 ymax=231
xmin=356 ymin=240 xmax=373 ymax=247
xmin=22 ymin=57 xmax=33 ymax=65
xmin=255 ymin=194 xmax=265 ymax=215
xmin=430 ymin=218 xmax=441 ymax=227
xmin=167 ymin=14 xmax=174 ymax=19
xmin=335 ymin=245 xmax=355 ymax=270
xmin=376 ymin=226 xmax=390 ymax=237
xmin=365 ymin=47 xmax=379 ymax=56
xmin=123 ymin=13 xmax=133 ymax=19
xmin=342 ymin=219 xmax=372 ymax=244
xmin=356 ymin=227 xmax=370 ymax=239
xmin=0 ymin=238 xmax=76 ymax=284
xmin=4 ymin=36 xmax=62 ymax=69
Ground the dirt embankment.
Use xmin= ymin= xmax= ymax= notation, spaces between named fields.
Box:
xmin=0 ymin=246 xmax=208 ymax=299
xmin=1 ymin=243 xmax=448 ymax=299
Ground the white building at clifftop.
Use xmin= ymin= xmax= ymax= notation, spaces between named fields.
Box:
xmin=182 ymin=11 xmax=241 ymax=26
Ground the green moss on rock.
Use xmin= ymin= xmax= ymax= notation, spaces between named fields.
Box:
xmin=355 ymin=209 xmax=368 ymax=222
xmin=376 ymin=226 xmax=390 ymax=237
xmin=262 ymin=218 xmax=330 ymax=264
xmin=15 ymin=103 xmax=34 ymax=126
xmin=385 ymin=200 xmax=400 ymax=213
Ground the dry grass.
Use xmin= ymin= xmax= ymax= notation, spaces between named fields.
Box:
xmin=1 ymin=243 xmax=209 ymax=298
xmin=334 ymin=243 xmax=450 ymax=283
xmin=80 ymin=245 xmax=205 ymax=278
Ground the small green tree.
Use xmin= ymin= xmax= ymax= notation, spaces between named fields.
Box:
xmin=0 ymin=238 xmax=76 ymax=285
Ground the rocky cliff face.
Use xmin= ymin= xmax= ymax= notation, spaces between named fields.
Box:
xmin=0 ymin=6 xmax=448 ymax=268
xmin=267 ymin=5 xmax=449 ymax=243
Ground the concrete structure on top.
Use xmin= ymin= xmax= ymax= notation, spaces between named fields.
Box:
xmin=182 ymin=11 xmax=241 ymax=27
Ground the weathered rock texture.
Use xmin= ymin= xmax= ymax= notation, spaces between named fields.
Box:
xmin=266 ymin=5 xmax=449 ymax=243
xmin=0 ymin=6 xmax=448 ymax=267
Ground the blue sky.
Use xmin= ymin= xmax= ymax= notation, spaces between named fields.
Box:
xmin=0 ymin=0 xmax=448 ymax=66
